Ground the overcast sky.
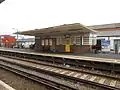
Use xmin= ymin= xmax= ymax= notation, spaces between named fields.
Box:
xmin=0 ymin=0 xmax=120 ymax=35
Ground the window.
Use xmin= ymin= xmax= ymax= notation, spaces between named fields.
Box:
xmin=71 ymin=36 xmax=76 ymax=45
xmin=83 ymin=37 xmax=89 ymax=45
xmin=49 ymin=39 xmax=52 ymax=46
xmin=76 ymin=36 xmax=82 ymax=45
xmin=56 ymin=38 xmax=60 ymax=45
xmin=41 ymin=40 xmax=44 ymax=46
xmin=61 ymin=37 xmax=66 ymax=45
xmin=45 ymin=39 xmax=48 ymax=45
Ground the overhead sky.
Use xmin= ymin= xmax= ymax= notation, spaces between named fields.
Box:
xmin=0 ymin=0 xmax=120 ymax=35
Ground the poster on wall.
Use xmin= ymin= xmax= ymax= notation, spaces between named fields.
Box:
xmin=65 ymin=44 xmax=70 ymax=52
xmin=101 ymin=40 xmax=110 ymax=46
xmin=101 ymin=40 xmax=110 ymax=52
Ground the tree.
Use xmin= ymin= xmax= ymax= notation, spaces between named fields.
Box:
xmin=0 ymin=0 xmax=5 ymax=4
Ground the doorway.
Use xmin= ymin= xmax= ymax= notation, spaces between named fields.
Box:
xmin=97 ymin=39 xmax=101 ymax=45
xmin=50 ymin=38 xmax=56 ymax=52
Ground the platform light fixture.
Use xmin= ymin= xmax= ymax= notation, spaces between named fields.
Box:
xmin=64 ymin=34 xmax=71 ymax=38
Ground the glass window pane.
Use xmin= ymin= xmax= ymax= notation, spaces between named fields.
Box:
xmin=45 ymin=39 xmax=48 ymax=45
xmin=49 ymin=39 xmax=52 ymax=46
xmin=42 ymin=40 xmax=44 ymax=46
xmin=76 ymin=36 xmax=82 ymax=45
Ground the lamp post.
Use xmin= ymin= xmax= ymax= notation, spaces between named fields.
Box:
xmin=12 ymin=28 xmax=18 ymax=40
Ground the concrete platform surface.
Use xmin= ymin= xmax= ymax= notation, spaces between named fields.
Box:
xmin=0 ymin=47 xmax=120 ymax=59
xmin=0 ymin=80 xmax=15 ymax=90
xmin=0 ymin=47 xmax=120 ymax=64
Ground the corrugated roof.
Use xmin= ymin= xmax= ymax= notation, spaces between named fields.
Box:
xmin=88 ymin=23 xmax=120 ymax=29
xmin=97 ymin=30 xmax=120 ymax=37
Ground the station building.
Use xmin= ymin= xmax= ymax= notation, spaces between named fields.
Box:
xmin=18 ymin=23 xmax=97 ymax=53
xmin=89 ymin=23 xmax=120 ymax=53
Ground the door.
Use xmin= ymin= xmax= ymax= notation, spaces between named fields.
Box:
xmin=50 ymin=38 xmax=56 ymax=51
xmin=44 ymin=39 xmax=50 ymax=52
xmin=114 ymin=40 xmax=120 ymax=54
xmin=97 ymin=39 xmax=101 ymax=46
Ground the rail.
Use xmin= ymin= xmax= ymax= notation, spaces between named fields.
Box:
xmin=0 ymin=56 xmax=119 ymax=90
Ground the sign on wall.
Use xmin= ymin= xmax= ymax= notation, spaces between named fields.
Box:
xmin=101 ymin=40 xmax=110 ymax=52
xmin=101 ymin=40 xmax=110 ymax=46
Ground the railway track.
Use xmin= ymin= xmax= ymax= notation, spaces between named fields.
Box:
xmin=2 ymin=54 xmax=120 ymax=80
xmin=0 ymin=55 xmax=120 ymax=90
xmin=0 ymin=59 xmax=77 ymax=90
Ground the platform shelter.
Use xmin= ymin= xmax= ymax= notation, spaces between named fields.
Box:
xmin=18 ymin=23 xmax=97 ymax=53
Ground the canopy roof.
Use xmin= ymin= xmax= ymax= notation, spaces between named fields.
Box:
xmin=97 ymin=30 xmax=120 ymax=37
xmin=88 ymin=23 xmax=120 ymax=30
xmin=17 ymin=23 xmax=97 ymax=36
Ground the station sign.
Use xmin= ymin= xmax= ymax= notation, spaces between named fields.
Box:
xmin=101 ymin=40 xmax=110 ymax=52
xmin=101 ymin=40 xmax=110 ymax=46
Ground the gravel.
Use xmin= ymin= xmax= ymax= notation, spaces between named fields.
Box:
xmin=0 ymin=68 xmax=54 ymax=90
xmin=1 ymin=61 xmax=106 ymax=90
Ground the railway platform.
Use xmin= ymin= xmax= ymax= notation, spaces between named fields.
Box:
xmin=0 ymin=47 xmax=120 ymax=59
xmin=0 ymin=47 xmax=120 ymax=89
xmin=0 ymin=47 xmax=120 ymax=72
xmin=0 ymin=80 xmax=15 ymax=90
